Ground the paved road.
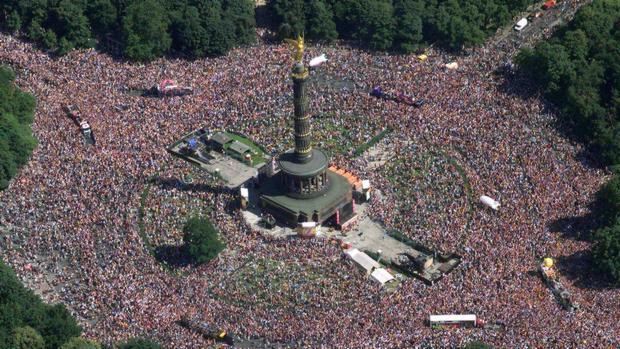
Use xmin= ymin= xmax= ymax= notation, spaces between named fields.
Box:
xmin=486 ymin=0 xmax=595 ymax=64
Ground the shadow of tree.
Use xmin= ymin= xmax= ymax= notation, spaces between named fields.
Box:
xmin=547 ymin=191 xmax=612 ymax=242
xmin=154 ymin=244 xmax=191 ymax=268
xmin=548 ymin=215 xmax=598 ymax=242
xmin=153 ymin=176 xmax=235 ymax=195
xmin=556 ymin=250 xmax=616 ymax=290
xmin=497 ymin=71 xmax=540 ymax=101
xmin=497 ymin=69 xmax=606 ymax=171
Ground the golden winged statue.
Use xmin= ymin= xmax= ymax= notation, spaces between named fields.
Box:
xmin=284 ymin=34 xmax=305 ymax=63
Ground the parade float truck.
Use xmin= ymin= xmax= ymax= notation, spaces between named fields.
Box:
xmin=64 ymin=105 xmax=95 ymax=145
xmin=178 ymin=316 xmax=234 ymax=345
xmin=429 ymin=314 xmax=506 ymax=330
xmin=370 ymin=86 xmax=425 ymax=107
xmin=429 ymin=314 xmax=486 ymax=329
xmin=144 ymin=79 xmax=193 ymax=97
xmin=539 ymin=258 xmax=580 ymax=312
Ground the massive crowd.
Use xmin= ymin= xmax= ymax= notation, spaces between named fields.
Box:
xmin=1 ymin=1 xmax=618 ymax=347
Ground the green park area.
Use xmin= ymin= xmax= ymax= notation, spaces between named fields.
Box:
xmin=223 ymin=132 xmax=267 ymax=166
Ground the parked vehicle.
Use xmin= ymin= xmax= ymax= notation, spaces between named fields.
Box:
xmin=514 ymin=18 xmax=528 ymax=31
xmin=370 ymin=86 xmax=426 ymax=107
xmin=64 ymin=105 xmax=96 ymax=145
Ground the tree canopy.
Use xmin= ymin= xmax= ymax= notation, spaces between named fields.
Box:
xmin=592 ymin=221 xmax=620 ymax=284
xmin=592 ymin=176 xmax=620 ymax=284
xmin=516 ymin=0 xmax=620 ymax=166
xmin=0 ymin=0 xmax=256 ymax=60
xmin=267 ymin=0 xmax=534 ymax=52
xmin=0 ymin=218 xmax=151 ymax=349
xmin=0 ymin=259 xmax=82 ymax=349
xmin=11 ymin=326 xmax=45 ymax=349
xmin=121 ymin=0 xmax=172 ymax=61
xmin=516 ymin=0 xmax=620 ymax=285
xmin=183 ymin=217 xmax=226 ymax=265
xmin=0 ymin=65 xmax=37 ymax=190
xmin=59 ymin=337 xmax=102 ymax=349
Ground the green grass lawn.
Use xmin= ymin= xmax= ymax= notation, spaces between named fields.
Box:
xmin=353 ymin=127 xmax=393 ymax=156
xmin=223 ymin=132 xmax=268 ymax=166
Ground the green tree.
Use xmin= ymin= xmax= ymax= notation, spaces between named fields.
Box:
xmin=515 ymin=0 xmax=620 ymax=286
xmin=305 ymin=0 xmax=337 ymax=42
xmin=16 ymin=0 xmax=49 ymax=31
xmin=393 ymin=0 xmax=424 ymax=53
xmin=592 ymin=220 xmax=620 ymax=284
xmin=60 ymin=337 xmax=102 ymax=349
xmin=0 ymin=64 xmax=15 ymax=84
xmin=332 ymin=0 xmax=395 ymax=50
xmin=0 ymin=259 xmax=82 ymax=349
xmin=40 ymin=29 xmax=58 ymax=51
xmin=57 ymin=37 xmax=73 ymax=56
xmin=121 ymin=0 xmax=171 ymax=61
xmin=269 ymin=0 xmax=305 ymax=38
xmin=361 ymin=0 xmax=395 ymax=51
xmin=0 ymin=113 xmax=37 ymax=189
xmin=427 ymin=0 xmax=486 ymax=50
xmin=516 ymin=42 xmax=575 ymax=97
xmin=5 ymin=10 xmax=22 ymax=32
xmin=595 ymin=176 xmax=620 ymax=227
xmin=118 ymin=338 xmax=164 ymax=349
xmin=37 ymin=304 xmax=82 ymax=349
xmin=0 ymin=65 xmax=37 ymax=190
xmin=85 ymin=0 xmax=118 ymax=37
xmin=516 ymin=0 xmax=620 ymax=167
xmin=12 ymin=326 xmax=45 ymax=349
xmin=170 ymin=5 xmax=209 ymax=58
xmin=49 ymin=0 xmax=93 ymax=50
xmin=330 ymin=0 xmax=363 ymax=38
xmin=183 ymin=217 xmax=225 ymax=265
xmin=223 ymin=0 xmax=256 ymax=46
xmin=563 ymin=29 xmax=589 ymax=61
xmin=202 ymin=2 xmax=236 ymax=56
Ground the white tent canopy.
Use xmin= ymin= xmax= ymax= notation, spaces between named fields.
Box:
xmin=345 ymin=248 xmax=380 ymax=273
xmin=371 ymin=268 xmax=395 ymax=285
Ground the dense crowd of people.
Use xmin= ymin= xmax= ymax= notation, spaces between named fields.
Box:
xmin=1 ymin=1 xmax=618 ymax=347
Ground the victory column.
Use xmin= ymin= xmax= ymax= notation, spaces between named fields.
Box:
xmin=258 ymin=35 xmax=354 ymax=227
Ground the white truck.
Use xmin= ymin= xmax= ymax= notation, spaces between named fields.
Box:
xmin=514 ymin=18 xmax=528 ymax=31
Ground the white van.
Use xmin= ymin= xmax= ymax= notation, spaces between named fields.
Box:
xmin=514 ymin=18 xmax=528 ymax=31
